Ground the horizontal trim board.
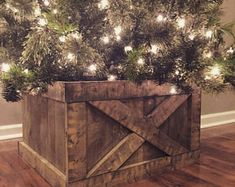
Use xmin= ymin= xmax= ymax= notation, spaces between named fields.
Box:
xmin=0 ymin=111 xmax=235 ymax=140
xmin=201 ymin=110 xmax=235 ymax=128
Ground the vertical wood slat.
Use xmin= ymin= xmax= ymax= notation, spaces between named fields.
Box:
xmin=67 ymin=103 xmax=87 ymax=182
xmin=190 ymin=87 xmax=201 ymax=151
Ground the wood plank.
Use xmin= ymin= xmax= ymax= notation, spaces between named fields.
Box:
xmin=190 ymin=87 xmax=201 ymax=151
xmin=148 ymin=95 xmax=189 ymax=128
xmin=87 ymin=133 xmax=145 ymax=177
xmin=67 ymin=103 xmax=87 ymax=182
xmin=89 ymin=100 xmax=188 ymax=156
xmin=18 ymin=142 xmax=66 ymax=187
xmin=70 ymin=157 xmax=172 ymax=187
xmin=62 ymin=81 xmax=184 ymax=102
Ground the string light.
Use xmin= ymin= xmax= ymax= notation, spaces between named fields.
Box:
xmin=137 ymin=58 xmax=145 ymax=65
xmin=175 ymin=70 xmax=180 ymax=75
xmin=169 ymin=86 xmax=178 ymax=94
xmin=156 ymin=15 xmax=166 ymax=22
xmin=177 ymin=18 xmax=186 ymax=28
xmin=38 ymin=18 xmax=48 ymax=26
xmin=43 ymin=0 xmax=50 ymax=7
xmin=204 ymin=51 xmax=213 ymax=59
xmin=210 ymin=66 xmax=221 ymax=77
xmin=67 ymin=52 xmax=75 ymax=61
xmin=149 ymin=44 xmax=159 ymax=54
xmin=102 ymin=36 xmax=110 ymax=44
xmin=88 ymin=64 xmax=97 ymax=73
xmin=205 ymin=30 xmax=213 ymax=38
xmin=227 ymin=47 xmax=234 ymax=54
xmin=124 ymin=46 xmax=133 ymax=53
xmin=1 ymin=63 xmax=10 ymax=72
xmin=116 ymin=35 xmax=121 ymax=41
xmin=71 ymin=32 xmax=81 ymax=40
xmin=59 ymin=36 xmax=66 ymax=43
xmin=24 ymin=69 xmax=29 ymax=74
xmin=34 ymin=7 xmax=41 ymax=17
xmin=114 ymin=26 xmax=122 ymax=35
xmin=189 ymin=33 xmax=196 ymax=40
xmin=108 ymin=74 xmax=117 ymax=81
xmin=52 ymin=9 xmax=58 ymax=14
xmin=98 ymin=0 xmax=109 ymax=10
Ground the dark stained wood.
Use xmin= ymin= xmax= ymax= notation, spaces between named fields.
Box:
xmin=89 ymin=100 xmax=188 ymax=156
xmin=0 ymin=124 xmax=235 ymax=186
xmin=19 ymin=81 xmax=200 ymax=186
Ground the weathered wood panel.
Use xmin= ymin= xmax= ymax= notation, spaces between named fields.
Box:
xmin=20 ymin=81 xmax=201 ymax=187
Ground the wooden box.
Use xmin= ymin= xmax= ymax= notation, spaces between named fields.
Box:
xmin=18 ymin=81 xmax=201 ymax=187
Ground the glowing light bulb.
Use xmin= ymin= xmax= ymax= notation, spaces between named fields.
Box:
xmin=59 ymin=36 xmax=66 ymax=43
xmin=43 ymin=0 xmax=50 ymax=6
xmin=137 ymin=58 xmax=145 ymax=65
xmin=52 ymin=9 xmax=58 ymax=14
xmin=175 ymin=70 xmax=180 ymax=75
xmin=210 ymin=66 xmax=221 ymax=77
xmin=170 ymin=86 xmax=178 ymax=94
xmin=204 ymin=51 xmax=213 ymax=59
xmin=67 ymin=52 xmax=75 ymax=61
xmin=102 ymin=36 xmax=110 ymax=44
xmin=108 ymin=75 xmax=117 ymax=81
xmin=189 ymin=33 xmax=195 ymax=40
xmin=1 ymin=63 xmax=10 ymax=72
xmin=156 ymin=15 xmax=166 ymax=22
xmin=98 ymin=0 xmax=109 ymax=10
xmin=88 ymin=64 xmax=97 ymax=73
xmin=34 ymin=7 xmax=41 ymax=16
xmin=205 ymin=30 xmax=213 ymax=38
xmin=24 ymin=69 xmax=29 ymax=74
xmin=124 ymin=46 xmax=133 ymax=53
xmin=116 ymin=35 xmax=121 ymax=41
xmin=177 ymin=18 xmax=186 ymax=28
xmin=38 ymin=18 xmax=48 ymax=26
xmin=149 ymin=44 xmax=159 ymax=54
xmin=114 ymin=26 xmax=122 ymax=36
xmin=227 ymin=47 xmax=234 ymax=54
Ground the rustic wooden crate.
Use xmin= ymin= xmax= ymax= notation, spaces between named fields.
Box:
xmin=18 ymin=81 xmax=201 ymax=187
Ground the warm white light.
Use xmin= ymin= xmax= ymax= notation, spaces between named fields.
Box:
xmin=102 ymin=36 xmax=110 ymax=44
xmin=52 ymin=9 xmax=58 ymax=14
xmin=116 ymin=35 xmax=121 ymax=41
xmin=170 ymin=86 xmax=178 ymax=94
xmin=204 ymin=51 xmax=213 ymax=59
xmin=71 ymin=32 xmax=81 ymax=40
xmin=205 ymin=30 xmax=213 ymax=38
xmin=98 ymin=0 xmax=109 ymax=10
xmin=88 ymin=64 xmax=97 ymax=72
xmin=59 ymin=36 xmax=66 ymax=43
xmin=1 ymin=63 xmax=10 ymax=72
xmin=210 ymin=66 xmax=221 ymax=77
xmin=189 ymin=33 xmax=195 ymax=40
xmin=114 ymin=26 xmax=122 ymax=36
xmin=175 ymin=70 xmax=180 ymax=75
xmin=149 ymin=44 xmax=159 ymax=54
xmin=137 ymin=58 xmax=145 ymax=65
xmin=67 ymin=52 xmax=75 ymax=61
xmin=156 ymin=15 xmax=166 ymax=22
xmin=124 ymin=46 xmax=133 ymax=53
xmin=177 ymin=18 xmax=186 ymax=28
xmin=43 ymin=0 xmax=50 ymax=6
xmin=38 ymin=18 xmax=48 ymax=26
xmin=24 ymin=69 xmax=29 ymax=74
xmin=34 ymin=7 xmax=41 ymax=16
xmin=227 ymin=47 xmax=234 ymax=54
xmin=108 ymin=75 xmax=117 ymax=81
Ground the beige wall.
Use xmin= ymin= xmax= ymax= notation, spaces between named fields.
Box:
xmin=202 ymin=0 xmax=235 ymax=115
xmin=0 ymin=0 xmax=235 ymax=125
xmin=0 ymin=88 xmax=22 ymax=125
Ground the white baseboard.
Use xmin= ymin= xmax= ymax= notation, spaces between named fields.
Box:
xmin=201 ymin=110 xmax=235 ymax=128
xmin=0 ymin=111 xmax=234 ymax=140
xmin=0 ymin=124 xmax=22 ymax=141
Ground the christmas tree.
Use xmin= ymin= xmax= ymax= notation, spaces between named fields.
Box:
xmin=0 ymin=0 xmax=235 ymax=102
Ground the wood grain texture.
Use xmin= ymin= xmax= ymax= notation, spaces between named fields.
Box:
xmin=89 ymin=100 xmax=188 ymax=156
xmin=87 ymin=133 xmax=145 ymax=177
xmin=2 ymin=124 xmax=234 ymax=187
